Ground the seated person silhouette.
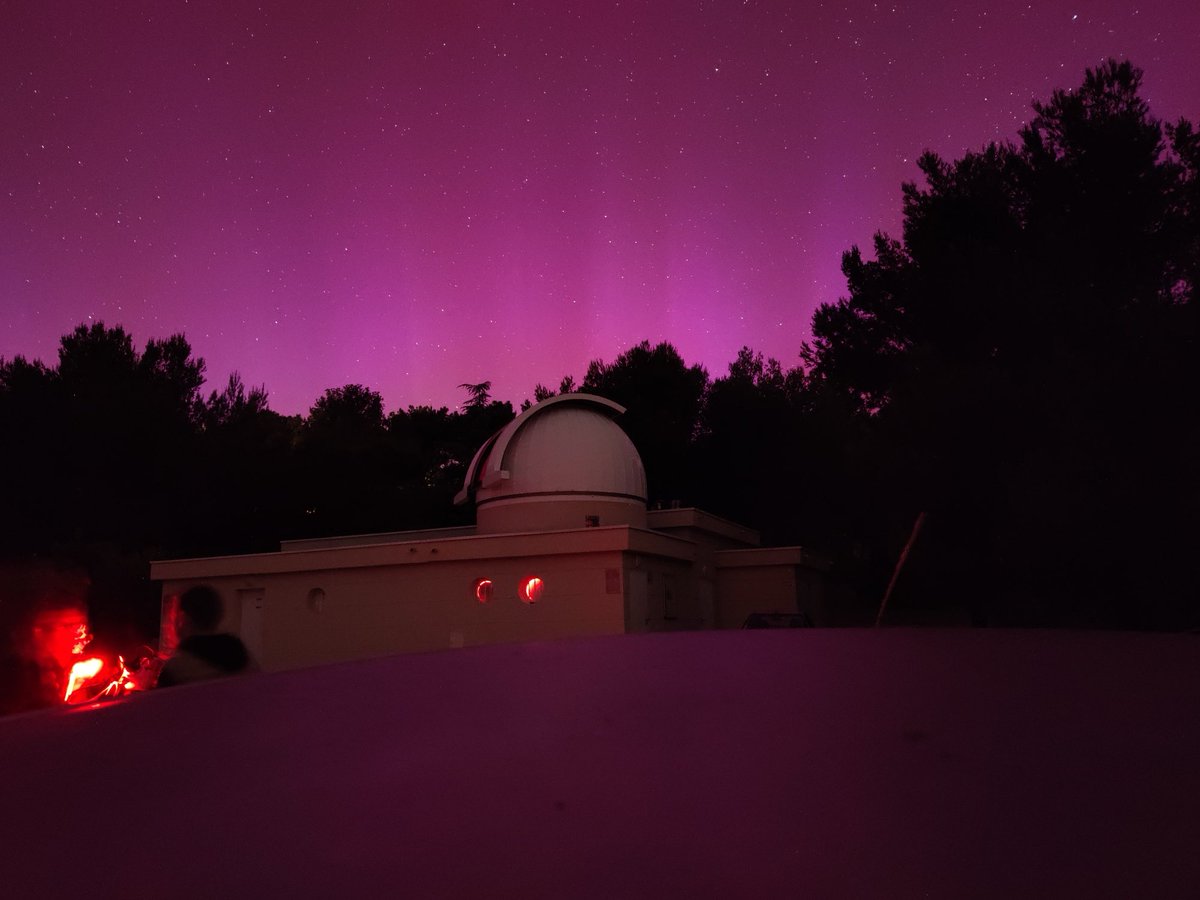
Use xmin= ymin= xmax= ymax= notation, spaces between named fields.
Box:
xmin=157 ymin=585 xmax=255 ymax=688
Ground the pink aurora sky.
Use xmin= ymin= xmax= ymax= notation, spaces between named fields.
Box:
xmin=3 ymin=1 xmax=1199 ymax=415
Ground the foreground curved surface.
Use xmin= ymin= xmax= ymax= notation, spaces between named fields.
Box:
xmin=2 ymin=629 xmax=1197 ymax=898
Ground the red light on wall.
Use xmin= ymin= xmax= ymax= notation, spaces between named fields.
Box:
xmin=521 ymin=577 xmax=544 ymax=604
xmin=160 ymin=595 xmax=181 ymax=659
xmin=474 ymin=578 xmax=494 ymax=604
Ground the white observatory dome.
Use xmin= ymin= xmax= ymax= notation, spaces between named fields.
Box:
xmin=456 ymin=394 xmax=647 ymax=534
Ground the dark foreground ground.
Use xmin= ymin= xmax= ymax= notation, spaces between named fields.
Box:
xmin=1 ymin=629 xmax=1197 ymax=898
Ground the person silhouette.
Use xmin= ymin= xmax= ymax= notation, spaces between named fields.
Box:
xmin=157 ymin=585 xmax=255 ymax=687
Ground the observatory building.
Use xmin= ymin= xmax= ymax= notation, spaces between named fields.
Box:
xmin=151 ymin=394 xmax=831 ymax=672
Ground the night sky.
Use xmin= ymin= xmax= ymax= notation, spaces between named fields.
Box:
xmin=4 ymin=1 xmax=1199 ymax=415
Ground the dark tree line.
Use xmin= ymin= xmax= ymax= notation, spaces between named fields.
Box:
xmin=2 ymin=60 xmax=1197 ymax=637
xmin=799 ymin=60 xmax=1200 ymax=628
xmin=509 ymin=61 xmax=1200 ymax=629
xmin=0 ymin=326 xmax=515 ymax=642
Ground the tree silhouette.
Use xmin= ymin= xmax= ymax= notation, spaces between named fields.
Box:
xmin=458 ymin=381 xmax=492 ymax=409
xmin=202 ymin=372 xmax=270 ymax=428
xmin=294 ymin=385 xmax=393 ymax=536
xmin=0 ymin=323 xmax=214 ymax=645
xmin=0 ymin=355 xmax=58 ymax=552
xmin=191 ymin=373 xmax=298 ymax=554
xmin=802 ymin=60 xmax=1199 ymax=627
xmin=581 ymin=341 xmax=708 ymax=505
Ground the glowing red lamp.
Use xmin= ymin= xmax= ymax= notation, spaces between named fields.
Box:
xmin=474 ymin=578 xmax=494 ymax=604
xmin=521 ymin=577 xmax=544 ymax=604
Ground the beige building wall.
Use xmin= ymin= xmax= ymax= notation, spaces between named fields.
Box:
xmin=622 ymin=554 xmax=704 ymax=633
xmin=152 ymin=505 xmax=832 ymax=673
xmin=714 ymin=547 xmax=829 ymax=628
xmin=164 ymin=553 xmax=629 ymax=671
xmin=153 ymin=526 xmax=696 ymax=672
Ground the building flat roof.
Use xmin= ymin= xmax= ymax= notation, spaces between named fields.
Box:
xmin=714 ymin=545 xmax=831 ymax=570
xmin=281 ymin=524 xmax=479 ymax=551
xmin=150 ymin=524 xmax=695 ymax=580
xmin=2 ymin=629 xmax=1196 ymax=898
xmin=647 ymin=506 xmax=761 ymax=546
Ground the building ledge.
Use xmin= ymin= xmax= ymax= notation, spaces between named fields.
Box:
xmin=646 ymin=507 xmax=760 ymax=546
xmin=151 ymin=525 xmax=695 ymax=580
xmin=281 ymin=525 xmax=477 ymax=551
xmin=714 ymin=546 xmax=830 ymax=571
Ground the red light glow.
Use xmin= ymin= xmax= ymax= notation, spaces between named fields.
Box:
xmin=64 ymin=657 xmax=104 ymax=702
xmin=63 ymin=653 xmax=160 ymax=704
xmin=474 ymin=578 xmax=494 ymax=604
xmin=160 ymin=595 xmax=182 ymax=659
xmin=31 ymin=608 xmax=90 ymax=672
xmin=96 ymin=657 xmax=134 ymax=698
xmin=521 ymin=577 xmax=544 ymax=604
xmin=70 ymin=624 xmax=91 ymax=656
xmin=25 ymin=599 xmax=159 ymax=707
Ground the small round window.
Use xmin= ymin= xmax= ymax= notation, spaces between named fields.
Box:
xmin=474 ymin=578 xmax=494 ymax=604
xmin=521 ymin=576 xmax=544 ymax=604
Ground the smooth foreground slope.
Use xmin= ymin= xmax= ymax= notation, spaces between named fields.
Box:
xmin=2 ymin=629 xmax=1197 ymax=898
